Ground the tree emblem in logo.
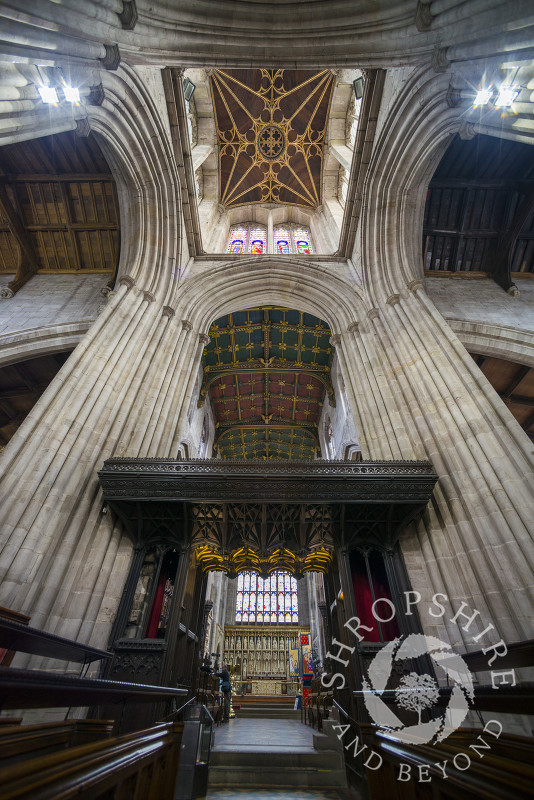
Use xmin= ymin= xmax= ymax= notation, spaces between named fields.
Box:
xmin=362 ymin=634 xmax=474 ymax=744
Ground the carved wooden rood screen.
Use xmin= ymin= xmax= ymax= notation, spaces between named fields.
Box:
xmin=97 ymin=458 xmax=437 ymax=702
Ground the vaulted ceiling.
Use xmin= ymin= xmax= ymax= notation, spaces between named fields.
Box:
xmin=423 ymin=134 xmax=534 ymax=290
xmin=0 ymin=131 xmax=120 ymax=295
xmin=210 ymin=69 xmax=335 ymax=209
xmin=200 ymin=307 xmax=334 ymax=459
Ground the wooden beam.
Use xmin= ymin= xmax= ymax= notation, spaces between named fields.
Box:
xmin=491 ymin=190 xmax=534 ymax=293
xmin=502 ymin=365 xmax=530 ymax=398
xmin=0 ymin=183 xmax=40 ymax=297
xmin=501 ymin=393 xmax=534 ymax=408
xmin=521 ymin=408 xmax=534 ymax=432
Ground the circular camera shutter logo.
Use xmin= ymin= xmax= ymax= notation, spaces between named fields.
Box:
xmin=257 ymin=126 xmax=285 ymax=159
xmin=362 ymin=634 xmax=474 ymax=744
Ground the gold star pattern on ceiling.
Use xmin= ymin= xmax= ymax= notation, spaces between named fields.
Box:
xmin=210 ymin=69 xmax=335 ymax=209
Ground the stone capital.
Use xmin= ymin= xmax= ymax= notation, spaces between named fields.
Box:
xmin=143 ymin=290 xmax=156 ymax=303
xmin=407 ymin=279 xmax=424 ymax=293
xmin=75 ymin=118 xmax=91 ymax=138
xmin=329 ymin=334 xmax=341 ymax=347
xmin=432 ymin=46 xmax=450 ymax=73
xmin=367 ymin=308 xmax=380 ymax=321
xmin=162 ymin=305 xmax=176 ymax=319
xmin=118 ymin=275 xmax=135 ymax=289
xmin=119 ymin=0 xmax=138 ymax=29
xmin=347 ymin=322 xmax=359 ymax=334
xmin=100 ymin=43 xmax=121 ymax=71
xmin=458 ymin=122 xmax=477 ymax=141
xmin=386 ymin=293 xmax=401 ymax=306
xmin=199 ymin=332 xmax=210 ymax=345
xmin=182 ymin=319 xmax=193 ymax=332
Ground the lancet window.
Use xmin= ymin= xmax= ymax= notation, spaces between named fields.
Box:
xmin=275 ymin=224 xmax=313 ymax=255
xmin=236 ymin=570 xmax=298 ymax=624
xmin=226 ymin=223 xmax=313 ymax=255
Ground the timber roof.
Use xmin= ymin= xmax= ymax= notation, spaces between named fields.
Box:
xmin=201 ymin=307 xmax=334 ymax=460
xmin=210 ymin=69 xmax=335 ymax=209
xmin=0 ymin=131 xmax=120 ymax=283
xmin=423 ymin=133 xmax=534 ymax=287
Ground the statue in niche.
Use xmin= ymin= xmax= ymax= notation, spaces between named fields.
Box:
xmin=325 ymin=415 xmax=335 ymax=459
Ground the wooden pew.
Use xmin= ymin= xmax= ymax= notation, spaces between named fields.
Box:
xmin=0 ymin=719 xmax=114 ymax=767
xmin=360 ymin=723 xmax=534 ymax=800
xmin=0 ymin=720 xmax=184 ymax=800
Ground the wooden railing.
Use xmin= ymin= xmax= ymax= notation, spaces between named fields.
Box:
xmin=0 ymin=609 xmax=187 ymax=733
xmin=0 ymin=721 xmax=183 ymax=800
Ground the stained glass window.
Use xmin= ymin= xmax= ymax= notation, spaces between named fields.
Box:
xmin=247 ymin=226 xmax=267 ymax=254
xmin=227 ymin=225 xmax=248 ymax=254
xmin=291 ymin=227 xmax=313 ymax=255
xmin=274 ymin=226 xmax=291 ymax=255
xmin=235 ymin=570 xmax=298 ymax=623
xmin=228 ymin=223 xmax=313 ymax=255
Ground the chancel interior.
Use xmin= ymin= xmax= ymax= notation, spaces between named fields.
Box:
xmin=0 ymin=3 xmax=533 ymax=799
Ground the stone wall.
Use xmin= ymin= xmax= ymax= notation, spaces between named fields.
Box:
xmin=0 ymin=274 xmax=106 ymax=366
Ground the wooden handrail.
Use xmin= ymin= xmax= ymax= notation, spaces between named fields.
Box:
xmin=354 ymin=684 xmax=534 ymax=716
xmin=0 ymin=719 xmax=114 ymax=767
xmin=360 ymin=723 xmax=534 ymax=799
xmin=0 ymin=721 xmax=183 ymax=800
xmin=0 ymin=667 xmax=187 ymax=709
xmin=461 ymin=638 xmax=534 ymax=673
xmin=0 ymin=618 xmax=112 ymax=664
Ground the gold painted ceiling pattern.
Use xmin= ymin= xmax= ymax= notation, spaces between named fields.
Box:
xmin=210 ymin=69 xmax=335 ymax=209
xmin=200 ymin=307 xmax=334 ymax=460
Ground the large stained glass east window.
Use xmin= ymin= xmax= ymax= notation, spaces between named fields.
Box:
xmin=235 ymin=570 xmax=298 ymax=623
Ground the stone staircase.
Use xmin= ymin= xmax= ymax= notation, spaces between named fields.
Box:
xmin=208 ymin=718 xmax=347 ymax=790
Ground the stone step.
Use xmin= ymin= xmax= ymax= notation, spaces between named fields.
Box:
xmin=211 ymin=749 xmax=344 ymax=770
xmin=208 ymin=764 xmax=347 ymax=788
xmin=234 ymin=707 xmax=299 ymax=719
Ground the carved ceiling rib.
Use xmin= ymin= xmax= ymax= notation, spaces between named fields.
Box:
xmin=210 ymin=69 xmax=335 ymax=209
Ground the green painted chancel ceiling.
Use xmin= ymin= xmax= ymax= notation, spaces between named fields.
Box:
xmin=200 ymin=307 xmax=334 ymax=460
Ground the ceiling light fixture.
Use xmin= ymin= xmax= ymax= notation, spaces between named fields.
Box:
xmin=495 ymin=85 xmax=519 ymax=108
xmin=63 ymin=86 xmax=80 ymax=103
xmin=353 ymin=77 xmax=364 ymax=99
xmin=473 ymin=87 xmax=493 ymax=106
xmin=38 ymin=86 xmax=59 ymax=105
